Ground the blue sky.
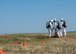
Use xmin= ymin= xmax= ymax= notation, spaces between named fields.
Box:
xmin=0 ymin=0 xmax=76 ymax=34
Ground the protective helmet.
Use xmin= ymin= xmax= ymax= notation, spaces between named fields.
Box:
xmin=51 ymin=19 xmax=53 ymax=22
xmin=61 ymin=18 xmax=64 ymax=20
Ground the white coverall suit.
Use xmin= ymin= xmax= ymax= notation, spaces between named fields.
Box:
xmin=60 ymin=20 xmax=66 ymax=36
xmin=48 ymin=21 xmax=54 ymax=37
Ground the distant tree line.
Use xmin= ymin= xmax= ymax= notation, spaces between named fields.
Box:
xmin=67 ymin=31 xmax=76 ymax=33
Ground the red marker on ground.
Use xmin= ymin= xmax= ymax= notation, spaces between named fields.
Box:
xmin=23 ymin=41 xmax=27 ymax=47
xmin=12 ymin=41 xmax=18 ymax=44
xmin=41 ymin=41 xmax=45 ymax=45
xmin=0 ymin=48 xmax=3 ymax=54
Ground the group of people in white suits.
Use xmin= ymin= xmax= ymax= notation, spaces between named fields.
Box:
xmin=46 ymin=18 xmax=67 ymax=37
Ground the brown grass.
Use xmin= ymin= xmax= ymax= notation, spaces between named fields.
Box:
xmin=0 ymin=32 xmax=76 ymax=54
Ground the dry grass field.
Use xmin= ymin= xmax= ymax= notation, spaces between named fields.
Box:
xmin=0 ymin=32 xmax=76 ymax=54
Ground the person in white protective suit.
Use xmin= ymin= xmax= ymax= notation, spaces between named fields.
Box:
xmin=46 ymin=20 xmax=54 ymax=37
xmin=53 ymin=19 xmax=62 ymax=37
xmin=60 ymin=18 xmax=67 ymax=36
xmin=53 ymin=19 xmax=58 ymax=37
xmin=56 ymin=21 xmax=62 ymax=37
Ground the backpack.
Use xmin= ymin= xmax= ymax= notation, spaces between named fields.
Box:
xmin=46 ymin=21 xmax=50 ymax=28
xmin=57 ymin=21 xmax=61 ymax=29
xmin=62 ymin=21 xmax=67 ymax=28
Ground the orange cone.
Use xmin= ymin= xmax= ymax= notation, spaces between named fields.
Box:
xmin=23 ymin=41 xmax=27 ymax=47
xmin=41 ymin=41 xmax=45 ymax=45
xmin=0 ymin=48 xmax=3 ymax=54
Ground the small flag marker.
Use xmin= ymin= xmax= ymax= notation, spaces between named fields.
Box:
xmin=23 ymin=41 xmax=27 ymax=47
xmin=41 ymin=41 xmax=45 ymax=45
xmin=0 ymin=48 xmax=3 ymax=54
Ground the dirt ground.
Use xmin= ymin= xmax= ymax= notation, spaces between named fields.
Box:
xmin=4 ymin=52 xmax=52 ymax=54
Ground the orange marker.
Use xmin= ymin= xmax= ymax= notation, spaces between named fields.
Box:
xmin=41 ymin=41 xmax=45 ymax=45
xmin=23 ymin=41 xmax=27 ymax=47
xmin=0 ymin=48 xmax=3 ymax=54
